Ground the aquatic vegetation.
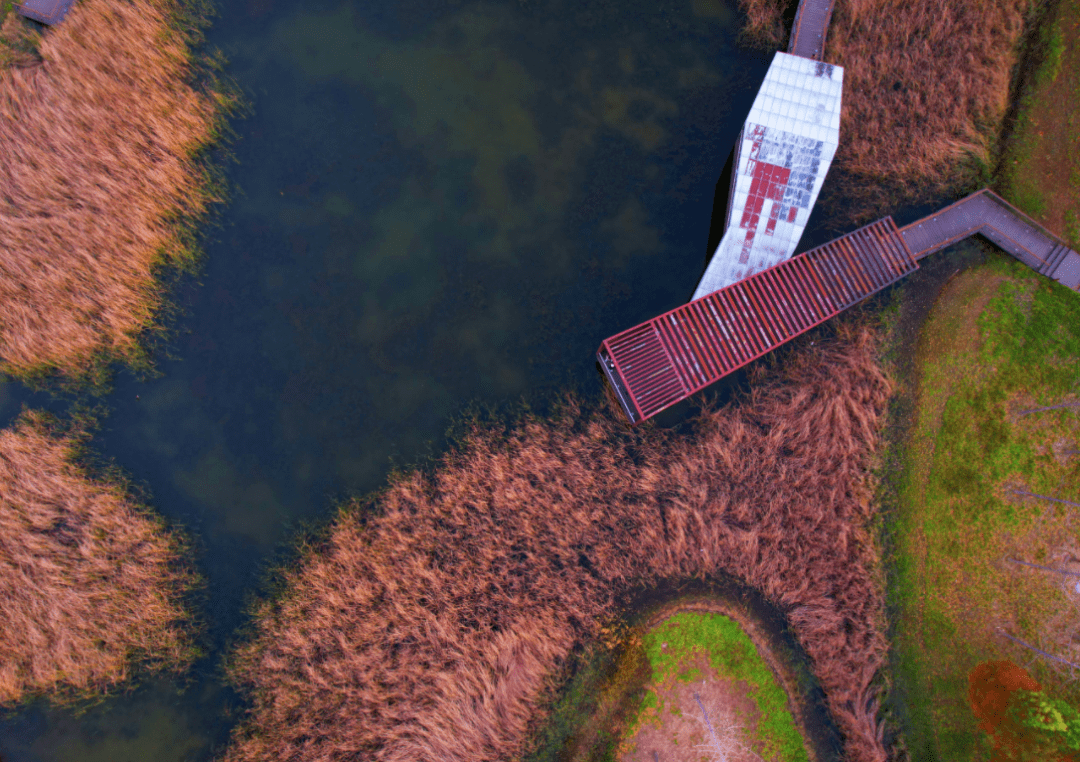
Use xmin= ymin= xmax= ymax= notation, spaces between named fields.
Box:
xmin=0 ymin=409 xmax=201 ymax=706
xmin=821 ymin=0 xmax=1039 ymax=226
xmin=0 ymin=0 xmax=246 ymax=388
xmin=735 ymin=0 xmax=792 ymax=50
xmin=224 ymin=316 xmax=894 ymax=762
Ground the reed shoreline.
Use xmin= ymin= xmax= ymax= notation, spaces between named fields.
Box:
xmin=222 ymin=314 xmax=895 ymax=762
xmin=0 ymin=0 xmax=248 ymax=392
xmin=0 ymin=408 xmax=203 ymax=708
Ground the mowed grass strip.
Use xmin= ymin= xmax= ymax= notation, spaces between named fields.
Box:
xmin=997 ymin=0 xmax=1080 ymax=247
xmin=623 ymin=612 xmax=808 ymax=762
xmin=891 ymin=252 xmax=1080 ymax=762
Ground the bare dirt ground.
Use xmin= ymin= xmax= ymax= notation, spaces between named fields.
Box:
xmin=615 ymin=597 xmax=818 ymax=762
xmin=619 ymin=651 xmax=762 ymax=762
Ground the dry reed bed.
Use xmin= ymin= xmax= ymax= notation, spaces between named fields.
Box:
xmin=737 ymin=0 xmax=1039 ymax=227
xmin=0 ymin=0 xmax=238 ymax=383
xmin=822 ymin=0 xmax=1037 ymax=226
xmin=0 ymin=410 xmax=199 ymax=706
xmin=224 ymin=320 xmax=894 ymax=762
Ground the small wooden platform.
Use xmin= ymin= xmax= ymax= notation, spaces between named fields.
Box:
xmin=16 ymin=0 xmax=75 ymax=26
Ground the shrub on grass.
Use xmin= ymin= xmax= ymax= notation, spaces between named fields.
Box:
xmin=0 ymin=0 xmax=244 ymax=387
xmin=971 ymin=660 xmax=1080 ymax=762
xmin=224 ymin=317 xmax=895 ymax=762
xmin=0 ymin=409 xmax=201 ymax=706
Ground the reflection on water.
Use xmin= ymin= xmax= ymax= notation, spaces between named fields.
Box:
xmin=1 ymin=679 xmax=236 ymax=762
xmin=0 ymin=0 xmax=771 ymax=758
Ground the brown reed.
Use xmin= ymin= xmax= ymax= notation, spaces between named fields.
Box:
xmin=734 ymin=0 xmax=1039 ymax=228
xmin=223 ymin=317 xmax=895 ymax=762
xmin=818 ymin=0 xmax=1038 ymax=227
xmin=0 ymin=409 xmax=200 ymax=706
xmin=0 ymin=0 xmax=243 ymax=386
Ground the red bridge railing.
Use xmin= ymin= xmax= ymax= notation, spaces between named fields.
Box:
xmin=598 ymin=186 xmax=1080 ymax=425
xmin=598 ymin=217 xmax=917 ymax=424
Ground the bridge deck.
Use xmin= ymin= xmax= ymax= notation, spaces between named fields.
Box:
xmin=898 ymin=189 xmax=1079 ymax=283
xmin=787 ymin=0 xmax=836 ymax=61
xmin=598 ymin=188 xmax=1080 ymax=425
xmin=599 ymin=217 xmax=916 ymax=424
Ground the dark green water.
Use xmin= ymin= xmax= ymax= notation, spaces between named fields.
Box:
xmin=0 ymin=0 xmax=787 ymax=758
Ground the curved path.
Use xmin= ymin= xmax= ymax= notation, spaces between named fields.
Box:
xmin=598 ymin=188 xmax=1080 ymax=425
xmin=899 ymin=189 xmax=1077 ymax=276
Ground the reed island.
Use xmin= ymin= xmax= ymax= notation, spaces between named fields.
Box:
xmin=0 ymin=0 xmax=242 ymax=708
xmin=0 ymin=410 xmax=201 ymax=706
xmin=0 ymin=0 xmax=244 ymax=389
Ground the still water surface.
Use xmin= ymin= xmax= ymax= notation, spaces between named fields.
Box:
xmin=0 ymin=0 xmax=795 ymax=757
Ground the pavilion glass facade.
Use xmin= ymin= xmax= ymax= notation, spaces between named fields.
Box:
xmin=694 ymin=52 xmax=843 ymax=299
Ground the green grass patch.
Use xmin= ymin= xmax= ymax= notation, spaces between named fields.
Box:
xmin=624 ymin=612 xmax=808 ymax=762
xmin=997 ymin=0 xmax=1080 ymax=246
xmin=888 ymin=254 xmax=1080 ymax=762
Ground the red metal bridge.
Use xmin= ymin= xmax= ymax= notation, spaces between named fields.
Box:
xmin=598 ymin=188 xmax=1080 ymax=425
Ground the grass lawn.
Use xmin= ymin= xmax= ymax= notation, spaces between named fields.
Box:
xmin=997 ymin=0 xmax=1080 ymax=247
xmin=618 ymin=611 xmax=808 ymax=762
xmin=886 ymin=251 xmax=1080 ymax=761
xmin=525 ymin=605 xmax=813 ymax=762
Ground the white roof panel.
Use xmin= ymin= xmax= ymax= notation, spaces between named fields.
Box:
xmin=694 ymin=52 xmax=843 ymax=300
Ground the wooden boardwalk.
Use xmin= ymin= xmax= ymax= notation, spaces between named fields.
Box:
xmin=599 ymin=217 xmax=917 ymax=424
xmin=787 ymin=0 xmax=836 ymax=61
xmin=598 ymin=188 xmax=1080 ymax=425
xmin=898 ymin=188 xmax=1079 ymax=280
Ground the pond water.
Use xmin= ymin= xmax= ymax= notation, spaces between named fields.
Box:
xmin=0 ymin=0 xmax=872 ymax=758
